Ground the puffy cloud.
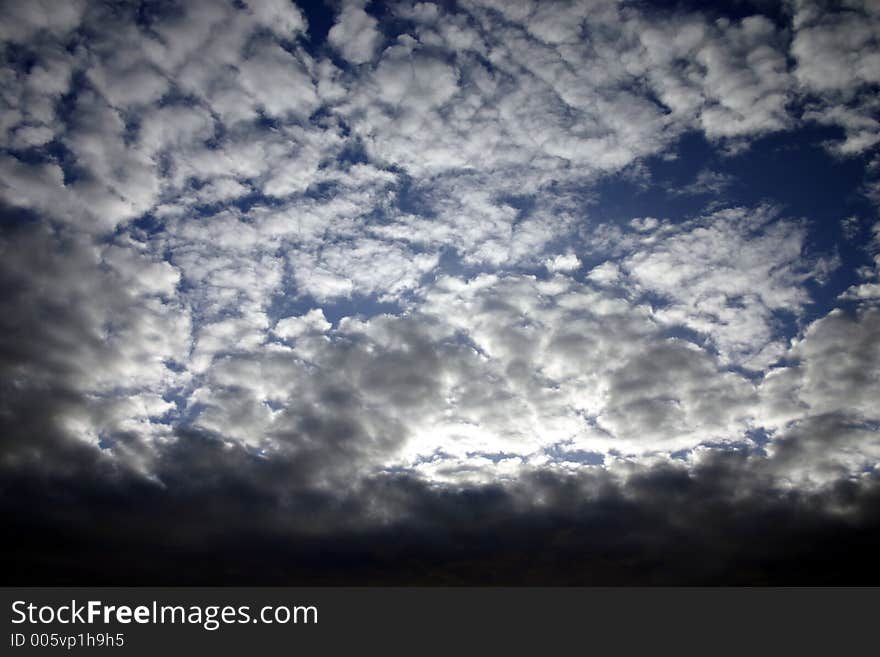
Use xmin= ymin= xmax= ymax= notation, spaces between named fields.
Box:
xmin=274 ymin=309 xmax=332 ymax=340
xmin=246 ymin=0 xmax=307 ymax=38
xmin=755 ymin=305 xmax=880 ymax=487
xmin=634 ymin=13 xmax=793 ymax=140
xmin=0 ymin=222 xmax=190 ymax=476
xmin=792 ymin=0 xmax=880 ymax=153
xmin=803 ymin=102 xmax=880 ymax=155
xmin=0 ymin=0 xmax=86 ymax=43
xmin=760 ymin=306 xmax=880 ymax=427
xmin=0 ymin=0 xmax=854 ymax=465
xmin=328 ymin=1 xmax=382 ymax=64
xmin=839 ymin=222 xmax=880 ymax=301
xmin=615 ymin=206 xmax=817 ymax=368
xmin=357 ymin=271 xmax=758 ymax=465
xmin=290 ymin=238 xmax=440 ymax=301
xmin=792 ymin=0 xmax=880 ymax=94
xmin=237 ymin=41 xmax=318 ymax=119
xmin=545 ymin=253 xmax=581 ymax=273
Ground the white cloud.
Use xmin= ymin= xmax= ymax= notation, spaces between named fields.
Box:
xmin=755 ymin=305 xmax=880 ymax=486
xmin=246 ymin=0 xmax=307 ymax=38
xmin=299 ymin=239 xmax=438 ymax=301
xmin=0 ymin=0 xmax=86 ymax=43
xmin=586 ymin=262 xmax=621 ymax=286
xmin=792 ymin=0 xmax=880 ymax=153
xmin=0 ymin=0 xmax=876 ymax=497
xmin=275 ymin=309 xmax=332 ymax=340
xmin=328 ymin=1 xmax=382 ymax=65
xmin=673 ymin=169 xmax=734 ymax=197
xmin=839 ymin=221 xmax=880 ymax=301
xmin=617 ymin=206 xmax=817 ymax=368
xmin=545 ymin=253 xmax=581 ymax=273
xmin=238 ymin=42 xmax=318 ymax=119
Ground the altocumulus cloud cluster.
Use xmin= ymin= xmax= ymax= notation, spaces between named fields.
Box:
xmin=2 ymin=0 xmax=880 ymax=584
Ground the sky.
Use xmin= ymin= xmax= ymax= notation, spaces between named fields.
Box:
xmin=2 ymin=0 xmax=880 ymax=584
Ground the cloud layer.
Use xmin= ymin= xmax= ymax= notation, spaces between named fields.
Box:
xmin=2 ymin=0 xmax=880 ymax=583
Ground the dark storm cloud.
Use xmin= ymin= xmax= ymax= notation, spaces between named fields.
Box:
xmin=4 ymin=433 xmax=880 ymax=584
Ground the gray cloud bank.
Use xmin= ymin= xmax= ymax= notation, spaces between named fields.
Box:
xmin=4 ymin=429 xmax=880 ymax=584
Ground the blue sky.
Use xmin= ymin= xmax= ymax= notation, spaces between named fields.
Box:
xmin=2 ymin=0 xmax=880 ymax=583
